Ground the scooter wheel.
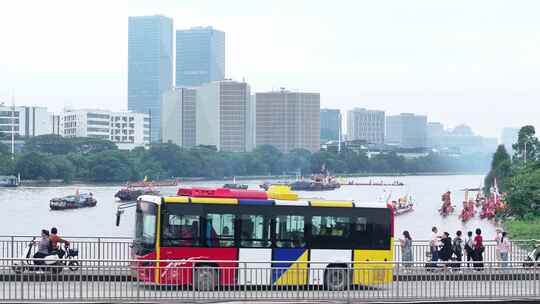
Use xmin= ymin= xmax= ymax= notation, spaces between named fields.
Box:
xmin=68 ymin=261 xmax=80 ymax=272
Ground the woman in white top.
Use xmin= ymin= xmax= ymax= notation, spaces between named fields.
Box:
xmin=499 ymin=232 xmax=511 ymax=269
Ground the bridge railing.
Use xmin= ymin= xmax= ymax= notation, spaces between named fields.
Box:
xmin=0 ymin=235 xmax=535 ymax=263
xmin=0 ymin=258 xmax=538 ymax=303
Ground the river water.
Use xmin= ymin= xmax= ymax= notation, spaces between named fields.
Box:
xmin=0 ymin=175 xmax=500 ymax=240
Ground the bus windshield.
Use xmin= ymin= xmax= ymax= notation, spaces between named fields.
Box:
xmin=134 ymin=201 xmax=157 ymax=255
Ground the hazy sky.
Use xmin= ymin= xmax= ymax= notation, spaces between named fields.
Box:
xmin=1 ymin=0 xmax=539 ymax=138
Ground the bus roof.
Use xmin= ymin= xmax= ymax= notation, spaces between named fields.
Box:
xmin=137 ymin=195 xmax=388 ymax=209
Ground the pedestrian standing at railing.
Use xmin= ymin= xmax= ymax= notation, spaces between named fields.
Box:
xmin=452 ymin=230 xmax=464 ymax=268
xmin=473 ymin=228 xmax=484 ymax=270
xmin=494 ymin=228 xmax=503 ymax=262
xmin=465 ymin=231 xmax=474 ymax=267
xmin=499 ymin=232 xmax=511 ymax=269
xmin=430 ymin=226 xmax=440 ymax=264
xmin=400 ymin=230 xmax=413 ymax=267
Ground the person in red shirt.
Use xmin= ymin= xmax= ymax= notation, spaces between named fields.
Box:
xmin=473 ymin=228 xmax=484 ymax=269
xmin=49 ymin=227 xmax=70 ymax=258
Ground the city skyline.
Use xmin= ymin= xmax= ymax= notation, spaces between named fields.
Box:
xmin=1 ymin=0 xmax=539 ymax=138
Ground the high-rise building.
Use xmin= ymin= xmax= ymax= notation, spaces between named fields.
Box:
xmin=176 ymin=27 xmax=225 ymax=86
xmin=501 ymin=127 xmax=519 ymax=154
xmin=58 ymin=109 xmax=150 ymax=150
xmin=386 ymin=113 xmax=427 ymax=148
xmin=0 ymin=105 xmax=51 ymax=138
xmin=256 ymin=90 xmax=320 ymax=153
xmin=346 ymin=108 xmax=385 ymax=145
xmin=427 ymin=122 xmax=445 ymax=148
xmin=320 ymin=109 xmax=341 ymax=142
xmin=161 ymin=87 xmax=197 ymax=147
xmin=128 ymin=15 xmax=173 ymax=142
xmin=196 ymin=80 xmax=253 ymax=152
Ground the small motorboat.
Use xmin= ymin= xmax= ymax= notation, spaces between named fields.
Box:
xmin=394 ymin=203 xmax=414 ymax=215
xmin=223 ymin=183 xmax=248 ymax=190
xmin=114 ymin=188 xmax=160 ymax=202
xmin=50 ymin=193 xmax=97 ymax=210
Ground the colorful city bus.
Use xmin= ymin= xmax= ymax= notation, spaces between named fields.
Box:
xmin=130 ymin=190 xmax=394 ymax=290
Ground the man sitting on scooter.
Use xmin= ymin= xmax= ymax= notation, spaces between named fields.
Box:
xmin=33 ymin=229 xmax=51 ymax=265
xmin=50 ymin=227 xmax=69 ymax=258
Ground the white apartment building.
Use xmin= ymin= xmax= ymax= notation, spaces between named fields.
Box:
xmin=58 ymin=109 xmax=150 ymax=150
xmin=161 ymin=87 xmax=197 ymax=147
xmin=0 ymin=104 xmax=52 ymax=138
xmin=346 ymin=108 xmax=385 ymax=145
xmin=196 ymin=80 xmax=254 ymax=152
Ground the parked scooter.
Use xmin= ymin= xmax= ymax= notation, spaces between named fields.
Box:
xmin=523 ymin=240 xmax=540 ymax=267
xmin=11 ymin=237 xmax=79 ymax=274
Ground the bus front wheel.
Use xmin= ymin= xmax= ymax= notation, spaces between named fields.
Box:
xmin=325 ymin=267 xmax=347 ymax=291
xmin=194 ymin=267 xmax=217 ymax=291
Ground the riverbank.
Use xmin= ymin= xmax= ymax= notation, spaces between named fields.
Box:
xmin=14 ymin=171 xmax=485 ymax=187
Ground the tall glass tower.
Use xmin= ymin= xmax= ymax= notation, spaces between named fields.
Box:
xmin=176 ymin=27 xmax=225 ymax=86
xmin=128 ymin=15 xmax=173 ymax=142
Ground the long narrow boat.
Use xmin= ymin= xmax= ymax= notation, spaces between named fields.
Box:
xmin=50 ymin=194 xmax=97 ymax=210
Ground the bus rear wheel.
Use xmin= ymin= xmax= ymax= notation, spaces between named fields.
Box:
xmin=325 ymin=267 xmax=347 ymax=291
xmin=194 ymin=267 xmax=217 ymax=291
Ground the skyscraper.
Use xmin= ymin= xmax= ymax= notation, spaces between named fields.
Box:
xmin=128 ymin=15 xmax=173 ymax=142
xmin=196 ymin=80 xmax=253 ymax=152
xmin=320 ymin=109 xmax=341 ymax=142
xmin=386 ymin=113 xmax=427 ymax=148
xmin=346 ymin=108 xmax=385 ymax=144
xmin=161 ymin=87 xmax=197 ymax=147
xmin=256 ymin=90 xmax=320 ymax=153
xmin=176 ymin=27 xmax=225 ymax=86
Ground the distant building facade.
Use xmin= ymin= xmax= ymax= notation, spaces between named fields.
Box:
xmin=0 ymin=105 xmax=51 ymax=138
xmin=320 ymin=109 xmax=341 ymax=142
xmin=386 ymin=113 xmax=427 ymax=148
xmin=176 ymin=27 xmax=225 ymax=86
xmin=501 ymin=127 xmax=519 ymax=154
xmin=346 ymin=108 xmax=385 ymax=145
xmin=427 ymin=123 xmax=498 ymax=154
xmin=128 ymin=15 xmax=173 ymax=142
xmin=196 ymin=80 xmax=254 ymax=152
xmin=58 ymin=109 xmax=150 ymax=150
xmin=256 ymin=90 xmax=320 ymax=153
xmin=161 ymin=87 xmax=197 ymax=147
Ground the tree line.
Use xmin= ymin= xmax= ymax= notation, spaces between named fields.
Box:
xmin=0 ymin=134 xmax=491 ymax=183
xmin=485 ymin=125 xmax=540 ymax=218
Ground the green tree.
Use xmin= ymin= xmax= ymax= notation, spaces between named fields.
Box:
xmin=505 ymin=167 xmax=540 ymax=216
xmin=513 ymin=126 xmax=540 ymax=163
xmin=50 ymin=155 xmax=75 ymax=183
xmin=15 ymin=152 xmax=56 ymax=180
xmin=87 ymin=150 xmax=135 ymax=182
xmin=484 ymin=145 xmax=512 ymax=193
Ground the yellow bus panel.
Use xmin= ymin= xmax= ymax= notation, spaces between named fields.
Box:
xmin=190 ymin=197 xmax=238 ymax=205
xmin=352 ymin=239 xmax=393 ymax=286
xmin=163 ymin=196 xmax=190 ymax=204
xmin=310 ymin=200 xmax=353 ymax=208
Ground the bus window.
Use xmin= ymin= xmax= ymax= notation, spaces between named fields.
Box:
xmin=161 ymin=214 xmax=201 ymax=247
xmin=240 ymin=215 xmax=271 ymax=248
xmin=206 ymin=213 xmax=235 ymax=247
xmin=311 ymin=216 xmax=351 ymax=248
xmin=350 ymin=212 xmax=390 ymax=249
xmin=275 ymin=215 xmax=306 ymax=248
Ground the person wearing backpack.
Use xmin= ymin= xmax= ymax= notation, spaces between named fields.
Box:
xmin=464 ymin=231 xmax=474 ymax=267
xmin=452 ymin=230 xmax=464 ymax=268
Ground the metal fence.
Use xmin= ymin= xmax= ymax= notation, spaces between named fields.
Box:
xmin=0 ymin=235 xmax=534 ymax=263
xmin=0 ymin=258 xmax=539 ymax=303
